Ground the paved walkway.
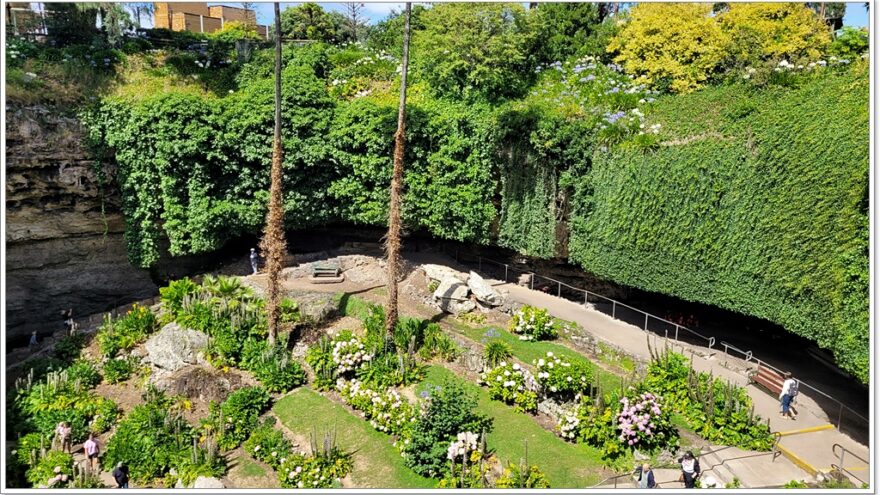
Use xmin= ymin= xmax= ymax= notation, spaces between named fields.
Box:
xmin=492 ymin=277 xmax=870 ymax=486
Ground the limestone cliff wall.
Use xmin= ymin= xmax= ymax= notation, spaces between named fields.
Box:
xmin=5 ymin=105 xmax=158 ymax=343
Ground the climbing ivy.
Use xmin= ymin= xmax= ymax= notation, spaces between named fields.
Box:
xmin=568 ymin=65 xmax=869 ymax=382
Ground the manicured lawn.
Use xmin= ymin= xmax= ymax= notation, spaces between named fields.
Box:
xmin=273 ymin=388 xmax=435 ymax=488
xmin=450 ymin=323 xmax=624 ymax=393
xmin=415 ymin=366 xmax=604 ymax=488
xmin=235 ymin=457 xmax=268 ymax=478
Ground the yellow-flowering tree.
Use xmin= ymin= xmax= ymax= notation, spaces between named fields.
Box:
xmin=719 ymin=3 xmax=831 ymax=67
xmin=607 ymin=3 xmax=729 ymax=93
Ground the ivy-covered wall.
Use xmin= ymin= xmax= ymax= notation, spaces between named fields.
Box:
xmin=568 ymin=66 xmax=869 ymax=382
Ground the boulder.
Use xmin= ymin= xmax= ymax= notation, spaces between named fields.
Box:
xmin=467 ymin=271 xmax=503 ymax=306
xmin=422 ymin=264 xmax=467 ymax=283
xmin=193 ymin=476 xmax=225 ymax=489
xmin=438 ymin=298 xmax=476 ymax=315
xmin=144 ymin=323 xmax=209 ymax=372
xmin=433 ymin=278 xmax=470 ymax=301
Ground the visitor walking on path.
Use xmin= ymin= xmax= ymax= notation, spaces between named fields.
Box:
xmin=638 ymin=463 xmax=656 ymax=488
xmin=54 ymin=421 xmax=72 ymax=453
xmin=780 ymin=373 xmax=798 ymax=420
xmin=112 ymin=462 xmax=130 ymax=489
xmin=83 ymin=433 xmax=100 ymax=471
xmin=679 ymin=452 xmax=701 ymax=488
xmin=28 ymin=330 xmax=38 ymax=350
xmin=250 ymin=248 xmax=260 ymax=275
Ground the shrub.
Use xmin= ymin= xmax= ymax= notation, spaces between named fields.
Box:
xmin=65 ymin=359 xmax=102 ymax=389
xmin=336 ymin=379 xmax=419 ymax=438
xmin=403 ymin=380 xmax=493 ymax=477
xmin=240 ymin=337 xmax=307 ymax=393
xmin=614 ymin=391 xmax=678 ymax=451
xmin=356 ymin=352 xmax=424 ymax=388
xmin=279 ymin=298 xmax=301 ymax=324
xmin=164 ymin=441 xmax=226 ymax=488
xmin=480 ymin=362 xmax=539 ymax=413
xmin=509 ymin=306 xmax=557 ymax=341
xmin=420 ymin=330 xmax=461 ymax=362
xmin=159 ymin=277 xmax=200 ymax=321
xmin=244 ymin=419 xmax=294 ymax=470
xmin=103 ymin=391 xmax=194 ymax=483
xmin=102 ymin=357 xmax=136 ymax=384
xmin=16 ymin=357 xmax=69 ymax=383
xmin=642 ymin=350 xmax=772 ymax=450
xmin=204 ymin=386 xmax=271 ymax=451
xmin=495 ymin=461 xmax=551 ymax=488
xmin=277 ymin=447 xmax=352 ymax=489
xmin=483 ymin=340 xmax=513 ymax=368
xmin=54 ymin=334 xmax=88 ymax=362
xmin=437 ymin=433 xmax=492 ymax=488
xmin=305 ymin=336 xmax=336 ymax=389
xmin=96 ymin=304 xmax=157 ymax=358
xmin=25 ymin=450 xmax=73 ymax=488
xmin=331 ymin=336 xmax=374 ymax=375
xmin=533 ymin=351 xmax=593 ymax=401
xmin=15 ymin=432 xmax=50 ymax=467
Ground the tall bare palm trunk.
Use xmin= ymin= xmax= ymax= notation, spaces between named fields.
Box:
xmin=385 ymin=3 xmax=412 ymax=336
xmin=261 ymin=2 xmax=286 ymax=345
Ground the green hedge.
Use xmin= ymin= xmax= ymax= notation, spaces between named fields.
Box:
xmin=568 ymin=66 xmax=869 ymax=382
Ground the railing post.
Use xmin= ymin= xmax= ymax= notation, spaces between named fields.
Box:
xmin=504 ymin=265 xmax=508 ymax=283
xmin=612 ymin=301 xmax=616 ymax=319
xmin=644 ymin=313 xmax=649 ymax=332
xmin=584 ymin=291 xmax=588 ymax=305
xmin=675 ymin=324 xmax=679 ymax=341
xmin=558 ymin=282 xmax=561 ymax=297
xmin=838 ymin=445 xmax=845 ymax=472
xmin=530 ymin=273 xmax=534 ymax=290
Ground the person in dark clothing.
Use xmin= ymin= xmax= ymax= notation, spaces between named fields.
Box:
xmin=112 ymin=462 xmax=129 ymax=489
xmin=679 ymin=451 xmax=701 ymax=488
xmin=638 ymin=463 xmax=656 ymax=489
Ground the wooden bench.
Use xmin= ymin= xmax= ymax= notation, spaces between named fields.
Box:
xmin=312 ymin=263 xmax=340 ymax=277
xmin=749 ymin=364 xmax=785 ymax=396
xmin=309 ymin=262 xmax=344 ymax=284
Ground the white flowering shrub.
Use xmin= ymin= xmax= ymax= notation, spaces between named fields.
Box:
xmin=446 ymin=431 xmax=480 ymax=461
xmin=509 ymin=305 xmax=557 ymax=341
xmin=277 ymin=450 xmax=352 ymax=489
xmin=336 ymin=379 xmax=419 ymax=439
xmin=533 ymin=351 xmax=593 ymax=400
xmin=556 ymin=407 xmax=581 ymax=441
xmin=480 ymin=362 xmax=539 ymax=413
xmin=331 ymin=337 xmax=373 ymax=375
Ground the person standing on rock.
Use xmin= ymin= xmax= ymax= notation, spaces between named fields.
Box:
xmin=679 ymin=451 xmax=700 ymax=488
xmin=780 ymin=372 xmax=797 ymax=420
xmin=28 ymin=330 xmax=38 ymax=350
xmin=83 ymin=433 xmax=100 ymax=471
xmin=250 ymin=248 xmax=260 ymax=275
xmin=112 ymin=462 xmax=130 ymax=489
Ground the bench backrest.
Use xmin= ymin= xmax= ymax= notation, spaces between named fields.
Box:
xmin=751 ymin=365 xmax=785 ymax=395
xmin=312 ymin=263 xmax=340 ymax=276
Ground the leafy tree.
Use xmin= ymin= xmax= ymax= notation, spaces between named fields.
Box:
xmin=829 ymin=26 xmax=869 ymax=59
xmin=342 ymin=3 xmax=368 ymax=42
xmin=608 ymin=3 xmax=730 ymax=93
xmin=366 ymin=5 xmax=427 ymax=55
xmin=281 ymin=3 xmax=338 ymax=42
xmin=718 ymin=3 xmax=831 ymax=68
xmin=45 ymin=3 xmax=99 ymax=45
xmin=533 ymin=3 xmax=601 ymax=63
xmin=208 ymin=20 xmax=262 ymax=43
xmin=414 ymin=2 xmax=537 ymax=101
xmin=385 ymin=3 xmax=412 ymax=335
xmin=806 ymin=2 xmax=847 ymax=29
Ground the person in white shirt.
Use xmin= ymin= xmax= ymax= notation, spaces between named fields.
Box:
xmin=779 ymin=373 xmax=797 ymax=420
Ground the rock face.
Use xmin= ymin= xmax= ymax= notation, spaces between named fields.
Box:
xmin=5 ymin=105 xmax=158 ymax=344
xmin=144 ymin=323 xmax=209 ymax=372
xmin=156 ymin=364 xmax=247 ymax=403
xmin=423 ymin=264 xmax=468 ymax=283
xmin=433 ymin=278 xmax=469 ymax=301
xmin=467 ymin=271 xmax=503 ymax=306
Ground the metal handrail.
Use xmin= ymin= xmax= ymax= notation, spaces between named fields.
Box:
xmin=721 ymin=340 xmax=869 ymax=429
xmin=831 ymin=443 xmax=868 ymax=485
xmin=460 ymin=250 xmax=869 ymax=433
xmin=474 ymin=255 xmax=718 ymax=347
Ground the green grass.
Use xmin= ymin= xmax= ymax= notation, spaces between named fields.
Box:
xmin=415 ymin=366 xmax=604 ymax=488
xmin=450 ymin=323 xmax=624 ymax=393
xmin=334 ymin=293 xmax=374 ymax=319
xmin=273 ymin=388 xmax=434 ymax=488
xmin=235 ymin=457 xmax=268 ymax=478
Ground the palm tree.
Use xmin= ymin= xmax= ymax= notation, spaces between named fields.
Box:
xmin=260 ymin=2 xmax=287 ymax=345
xmin=384 ymin=3 xmax=412 ymax=336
